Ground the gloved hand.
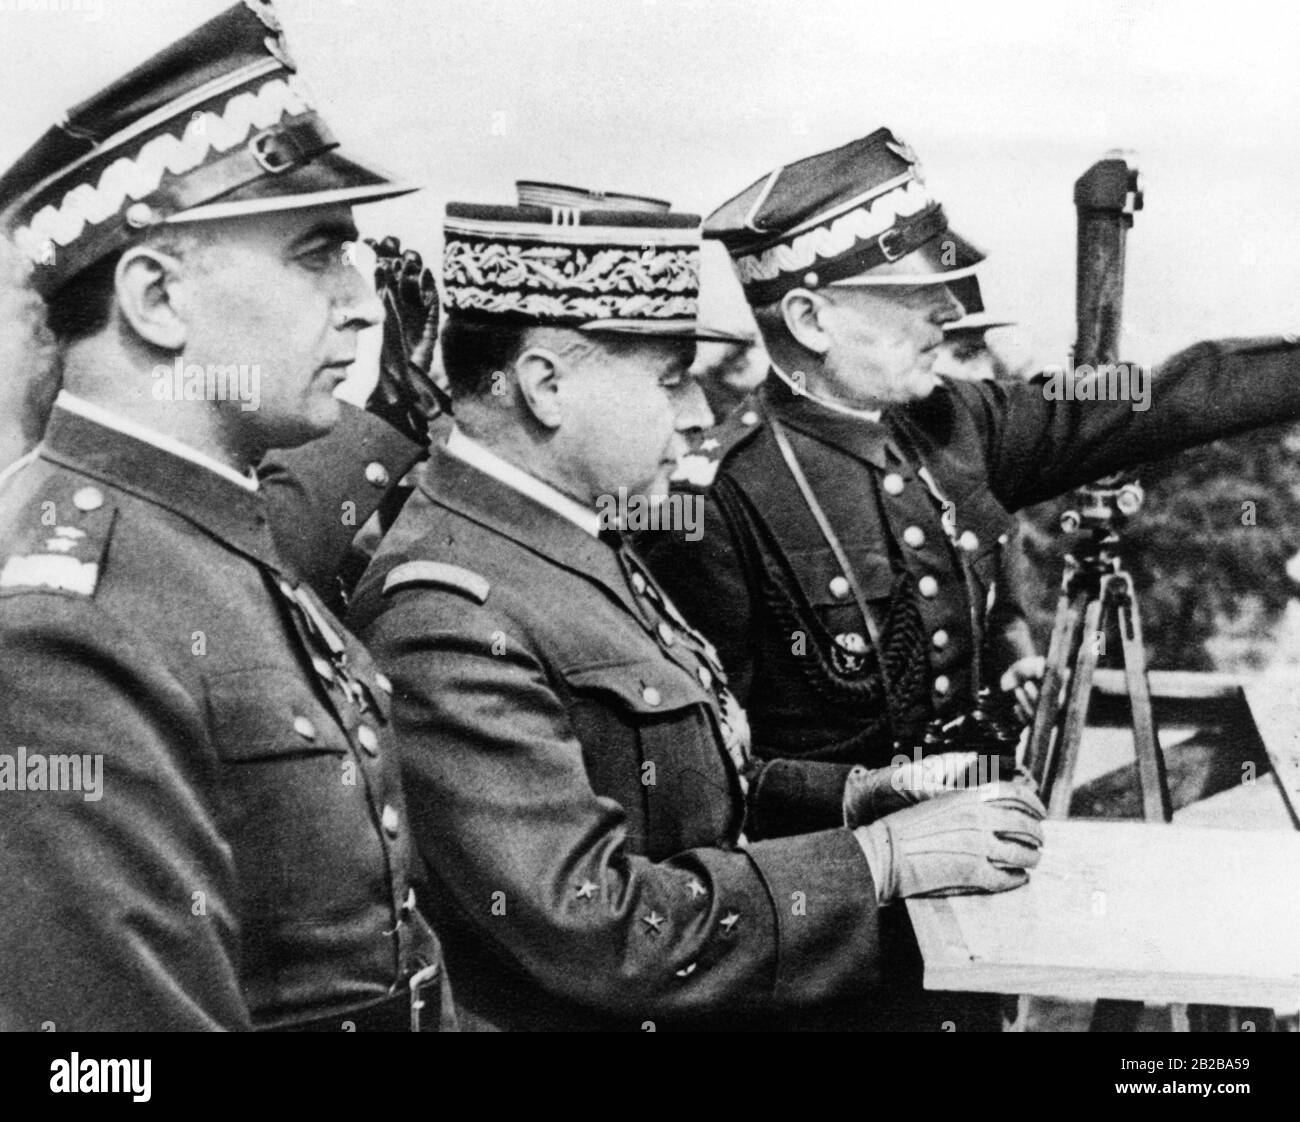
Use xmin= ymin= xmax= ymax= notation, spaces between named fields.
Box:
xmin=854 ymin=782 xmax=1046 ymax=901
xmin=842 ymin=752 xmax=982 ymax=826
xmin=1000 ymin=655 xmax=1046 ymax=724
xmin=365 ymin=235 xmax=450 ymax=444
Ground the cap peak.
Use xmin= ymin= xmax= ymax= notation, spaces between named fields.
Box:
xmin=1 ymin=1 xmax=416 ymax=296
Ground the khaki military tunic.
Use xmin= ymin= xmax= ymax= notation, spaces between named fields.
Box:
xmin=349 ymin=441 xmax=900 ymax=1032
xmin=0 ymin=403 xmax=443 ymax=1031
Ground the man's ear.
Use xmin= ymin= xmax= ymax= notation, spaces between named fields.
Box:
xmin=780 ymin=287 xmax=832 ymax=356
xmin=113 ymin=246 xmax=187 ymax=351
xmin=513 ymin=346 xmax=565 ymax=429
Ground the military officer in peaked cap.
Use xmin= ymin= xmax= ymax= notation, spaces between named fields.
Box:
xmin=642 ymin=125 xmax=1300 ymax=787
xmin=0 ymin=1 xmax=451 ymax=1031
xmin=640 ymin=132 xmax=1300 ymax=1030
xmin=0 ymin=227 xmax=433 ymax=609
xmin=348 ymin=181 xmax=1048 ymax=1032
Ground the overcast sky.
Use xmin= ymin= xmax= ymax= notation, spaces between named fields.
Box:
xmin=2 ymin=0 xmax=1298 ymax=367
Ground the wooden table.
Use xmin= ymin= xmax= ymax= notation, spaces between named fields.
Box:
xmin=906 ymin=819 xmax=1300 ymax=1013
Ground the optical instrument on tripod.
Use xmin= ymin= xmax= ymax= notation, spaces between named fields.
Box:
xmin=1022 ymin=154 xmax=1172 ymax=824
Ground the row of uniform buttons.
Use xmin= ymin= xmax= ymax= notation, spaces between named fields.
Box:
xmin=821 ymin=469 xmax=979 ymax=699
xmin=627 ymin=557 xmax=711 ymax=700
xmin=272 ymin=577 xmax=405 ymax=867
xmin=628 ymin=562 xmax=674 ymax=710
xmin=881 ymin=472 xmax=955 ymax=699
xmin=627 ymin=557 xmax=727 ymax=708
xmin=278 ymin=573 xmax=394 ymax=759
xmin=625 ymin=545 xmax=754 ymax=796
xmin=261 ymin=569 xmax=409 ymax=926
xmin=628 ymin=568 xmax=669 ymax=709
xmin=899 ymin=481 xmax=930 ymax=613
xmin=286 ymin=706 xmax=401 ymax=839
xmin=360 ymin=597 xmax=400 ymax=860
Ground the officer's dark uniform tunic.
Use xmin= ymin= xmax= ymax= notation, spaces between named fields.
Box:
xmin=350 ymin=439 xmax=899 ymax=1032
xmin=644 ymin=340 xmax=1300 ymax=772
xmin=260 ymin=404 xmax=425 ymax=609
xmin=0 ymin=402 xmax=444 ymax=1031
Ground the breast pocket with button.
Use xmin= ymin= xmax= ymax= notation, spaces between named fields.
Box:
xmin=206 ymin=667 xmax=391 ymax=925
xmin=785 ymin=547 xmax=894 ymax=678
xmin=562 ymin=659 xmax=740 ymax=860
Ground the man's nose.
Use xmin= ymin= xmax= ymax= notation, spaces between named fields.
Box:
xmin=336 ymin=260 xmax=385 ymax=331
xmin=933 ymin=284 xmax=966 ymax=325
xmin=674 ymin=377 xmax=715 ymax=433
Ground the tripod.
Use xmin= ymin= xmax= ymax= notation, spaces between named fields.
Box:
xmin=1022 ymin=493 xmax=1183 ymax=1032
xmin=1031 ymin=153 xmax=1163 ymax=817
xmin=1025 ymin=513 xmax=1171 ymax=823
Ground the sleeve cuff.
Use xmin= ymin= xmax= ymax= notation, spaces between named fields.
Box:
xmin=746 ymin=758 xmax=855 ymax=838
xmin=744 ymin=827 xmax=883 ymax=1006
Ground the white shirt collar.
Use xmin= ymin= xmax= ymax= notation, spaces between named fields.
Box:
xmin=55 ymin=391 xmax=260 ymax=492
xmin=770 ymin=362 xmax=883 ymax=423
xmin=445 ymin=424 xmax=602 ymax=539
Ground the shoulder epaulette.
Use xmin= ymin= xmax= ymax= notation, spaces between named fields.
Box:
xmin=0 ymin=480 xmax=115 ymax=599
xmin=383 ymin=559 xmax=490 ymax=604
xmin=671 ymin=396 xmax=765 ymax=490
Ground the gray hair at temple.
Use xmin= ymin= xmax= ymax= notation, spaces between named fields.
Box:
xmin=0 ymin=233 xmax=58 ymax=470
